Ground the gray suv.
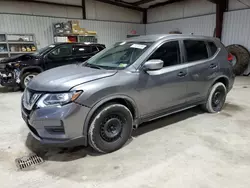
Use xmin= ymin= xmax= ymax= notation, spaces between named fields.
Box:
xmin=21 ymin=34 xmax=235 ymax=153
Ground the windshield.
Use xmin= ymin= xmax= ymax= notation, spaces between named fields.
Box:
xmin=33 ymin=44 xmax=56 ymax=56
xmin=84 ymin=42 xmax=152 ymax=69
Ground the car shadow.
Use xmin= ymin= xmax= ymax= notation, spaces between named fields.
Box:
xmin=132 ymin=106 xmax=203 ymax=137
xmin=25 ymin=106 xmax=204 ymax=162
xmin=0 ymin=86 xmax=20 ymax=93
xmin=25 ymin=133 xmax=102 ymax=162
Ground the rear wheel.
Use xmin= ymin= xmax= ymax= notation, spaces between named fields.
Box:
xmin=88 ymin=103 xmax=133 ymax=153
xmin=20 ymin=72 xmax=38 ymax=89
xmin=202 ymin=82 xmax=227 ymax=113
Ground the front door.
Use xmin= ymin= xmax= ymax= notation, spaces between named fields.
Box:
xmin=183 ymin=40 xmax=219 ymax=103
xmin=136 ymin=41 xmax=189 ymax=117
xmin=44 ymin=44 xmax=74 ymax=70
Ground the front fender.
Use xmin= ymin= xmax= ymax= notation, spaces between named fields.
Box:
xmin=20 ymin=66 xmax=43 ymax=76
xmin=82 ymin=94 xmax=139 ymax=138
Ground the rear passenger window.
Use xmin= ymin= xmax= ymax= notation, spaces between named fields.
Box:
xmin=92 ymin=46 xmax=99 ymax=52
xmin=148 ymin=41 xmax=180 ymax=67
xmin=73 ymin=45 xmax=92 ymax=55
xmin=184 ymin=40 xmax=208 ymax=62
xmin=208 ymin=42 xmax=218 ymax=56
xmin=97 ymin=46 xmax=105 ymax=51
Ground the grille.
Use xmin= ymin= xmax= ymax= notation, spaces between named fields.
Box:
xmin=15 ymin=154 xmax=44 ymax=170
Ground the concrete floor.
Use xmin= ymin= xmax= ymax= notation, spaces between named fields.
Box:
xmin=1 ymin=77 xmax=250 ymax=188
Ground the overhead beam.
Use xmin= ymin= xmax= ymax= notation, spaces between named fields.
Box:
xmin=82 ymin=0 xmax=86 ymax=19
xmin=215 ymin=0 xmax=228 ymax=39
xmin=132 ymin=0 xmax=155 ymax=6
xmin=148 ymin=0 xmax=184 ymax=9
xmin=95 ymin=0 xmax=145 ymax=11
xmin=7 ymin=0 xmax=83 ymax=8
xmin=143 ymin=9 xmax=147 ymax=24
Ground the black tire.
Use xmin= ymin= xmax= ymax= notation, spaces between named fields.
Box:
xmin=226 ymin=44 xmax=250 ymax=76
xmin=88 ymin=103 xmax=133 ymax=153
xmin=202 ymin=82 xmax=227 ymax=113
xmin=20 ymin=72 xmax=38 ymax=89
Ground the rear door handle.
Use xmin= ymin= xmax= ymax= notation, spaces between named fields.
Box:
xmin=178 ymin=71 xmax=187 ymax=77
xmin=210 ymin=63 xmax=218 ymax=69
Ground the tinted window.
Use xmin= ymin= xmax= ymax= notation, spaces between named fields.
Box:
xmin=73 ymin=45 xmax=92 ymax=55
xmin=92 ymin=46 xmax=99 ymax=53
xmin=50 ymin=45 xmax=72 ymax=58
xmin=97 ymin=45 xmax=105 ymax=51
xmin=184 ymin=40 xmax=208 ymax=62
xmin=208 ymin=41 xmax=218 ymax=56
xmin=148 ymin=41 xmax=180 ymax=67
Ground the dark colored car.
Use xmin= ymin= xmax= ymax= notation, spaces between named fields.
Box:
xmin=22 ymin=34 xmax=235 ymax=153
xmin=0 ymin=43 xmax=105 ymax=89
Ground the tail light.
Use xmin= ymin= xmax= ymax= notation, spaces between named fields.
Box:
xmin=228 ymin=53 xmax=233 ymax=62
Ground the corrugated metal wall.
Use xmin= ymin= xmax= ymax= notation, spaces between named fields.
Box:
xmin=147 ymin=0 xmax=215 ymax=23
xmin=85 ymin=0 xmax=142 ymax=23
xmin=0 ymin=0 xmax=143 ymax=23
xmin=0 ymin=14 xmax=145 ymax=48
xmin=222 ymin=9 xmax=250 ymax=51
xmin=146 ymin=14 xmax=215 ymax=37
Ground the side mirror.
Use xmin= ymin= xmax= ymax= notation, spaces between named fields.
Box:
xmin=143 ymin=59 xmax=163 ymax=71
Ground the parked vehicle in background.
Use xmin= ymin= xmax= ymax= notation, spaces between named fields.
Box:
xmin=21 ymin=34 xmax=234 ymax=153
xmin=0 ymin=43 xmax=105 ymax=89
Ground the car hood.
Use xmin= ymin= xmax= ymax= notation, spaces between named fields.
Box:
xmin=28 ymin=64 xmax=117 ymax=92
xmin=0 ymin=54 xmax=37 ymax=64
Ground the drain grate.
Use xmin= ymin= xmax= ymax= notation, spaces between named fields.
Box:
xmin=15 ymin=153 xmax=44 ymax=170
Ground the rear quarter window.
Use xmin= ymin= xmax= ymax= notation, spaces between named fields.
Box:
xmin=208 ymin=41 xmax=218 ymax=57
xmin=184 ymin=40 xmax=208 ymax=62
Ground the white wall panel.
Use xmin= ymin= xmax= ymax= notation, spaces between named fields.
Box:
xmin=0 ymin=14 xmax=145 ymax=48
xmin=66 ymin=7 xmax=82 ymax=18
xmin=222 ymin=9 xmax=250 ymax=50
xmin=183 ymin=0 xmax=215 ymax=17
xmin=85 ymin=0 xmax=142 ymax=23
xmin=147 ymin=0 xmax=215 ymax=23
xmin=146 ymin=14 xmax=215 ymax=37
xmin=0 ymin=0 xmax=142 ymax=22
xmin=0 ymin=1 xmax=82 ymax=18
xmin=228 ymin=0 xmax=250 ymax=10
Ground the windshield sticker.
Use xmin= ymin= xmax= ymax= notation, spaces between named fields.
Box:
xmin=119 ymin=63 xmax=127 ymax=68
xmin=130 ymin=44 xmax=146 ymax=49
xmin=49 ymin=45 xmax=55 ymax=48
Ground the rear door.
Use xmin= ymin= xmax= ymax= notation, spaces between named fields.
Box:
xmin=72 ymin=45 xmax=97 ymax=63
xmin=183 ymin=40 xmax=219 ymax=103
xmin=44 ymin=44 xmax=73 ymax=69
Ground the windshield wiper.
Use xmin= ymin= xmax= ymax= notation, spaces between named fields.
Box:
xmin=84 ymin=63 xmax=104 ymax=70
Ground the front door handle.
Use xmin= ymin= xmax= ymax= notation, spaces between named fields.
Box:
xmin=210 ymin=63 xmax=218 ymax=69
xmin=178 ymin=71 xmax=187 ymax=77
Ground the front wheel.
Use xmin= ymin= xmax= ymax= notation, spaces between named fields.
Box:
xmin=20 ymin=72 xmax=38 ymax=89
xmin=202 ymin=82 xmax=227 ymax=113
xmin=88 ymin=103 xmax=133 ymax=153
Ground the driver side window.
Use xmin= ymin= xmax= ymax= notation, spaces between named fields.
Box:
xmin=148 ymin=41 xmax=180 ymax=67
xmin=50 ymin=45 xmax=72 ymax=58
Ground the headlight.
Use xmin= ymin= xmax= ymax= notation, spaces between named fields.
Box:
xmin=37 ymin=91 xmax=82 ymax=107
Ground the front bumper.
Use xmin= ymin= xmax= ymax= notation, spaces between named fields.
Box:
xmin=22 ymin=102 xmax=90 ymax=147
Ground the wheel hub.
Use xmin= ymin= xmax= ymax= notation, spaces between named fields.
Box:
xmin=100 ymin=115 xmax=123 ymax=142
xmin=213 ymin=92 xmax=221 ymax=105
xmin=212 ymin=87 xmax=225 ymax=110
